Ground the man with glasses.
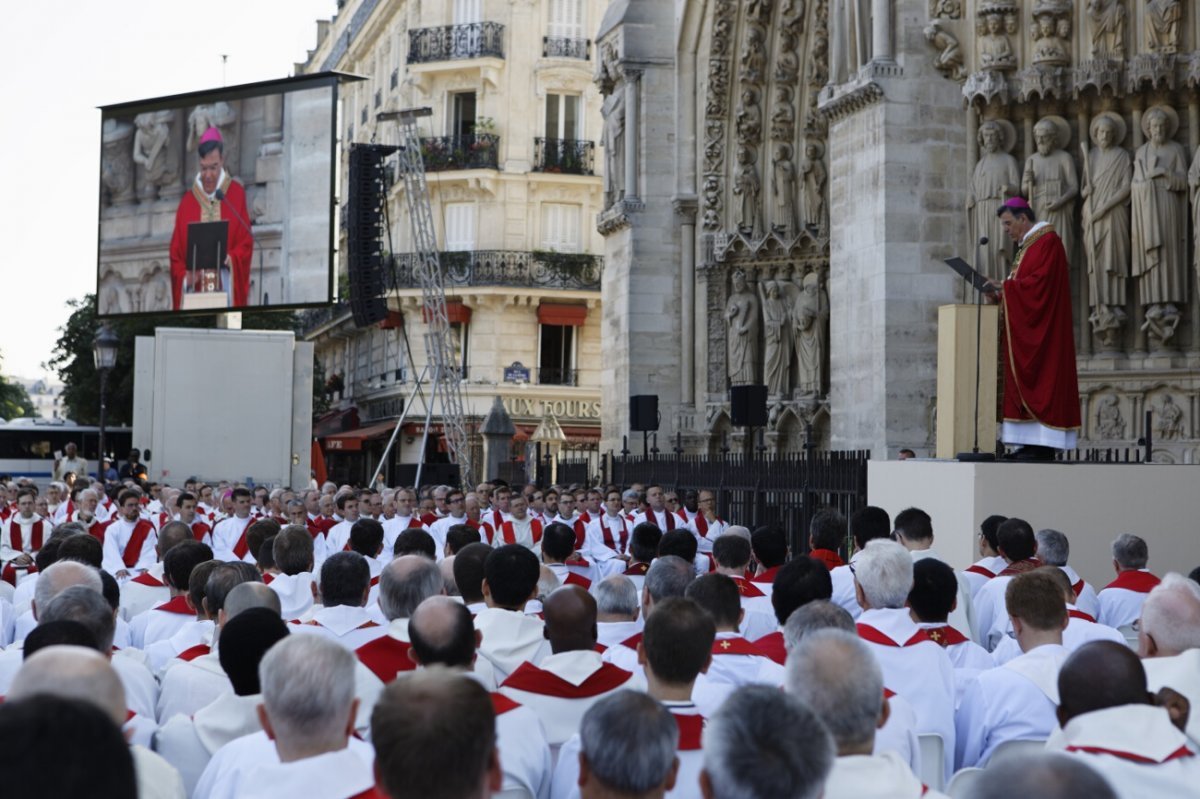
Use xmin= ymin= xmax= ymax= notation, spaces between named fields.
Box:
xmin=429 ymin=490 xmax=469 ymax=560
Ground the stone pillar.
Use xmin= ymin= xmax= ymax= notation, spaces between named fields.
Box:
xmin=624 ymin=71 xmax=641 ymax=200
xmin=872 ymin=0 xmax=893 ymax=63
xmin=678 ymin=200 xmax=697 ymax=405
xmin=1130 ymin=102 xmax=1147 ymax=354
xmin=480 ymin=395 xmax=516 ymax=482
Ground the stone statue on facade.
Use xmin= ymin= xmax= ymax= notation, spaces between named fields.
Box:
xmin=1146 ymin=0 xmax=1181 ymax=54
xmin=1087 ymin=0 xmax=1126 ymax=58
xmin=1095 ymin=394 xmax=1125 ymax=438
xmin=726 ymin=269 xmax=760 ymax=385
xmin=1131 ymin=106 xmax=1188 ymax=346
xmin=978 ymin=13 xmax=1017 ymax=71
xmin=772 ymin=144 xmax=800 ymax=237
xmin=100 ymin=119 xmax=136 ymax=207
xmin=1023 ymin=116 xmax=1078 ymax=258
xmin=1082 ymin=112 xmax=1132 ymax=350
xmin=760 ymin=276 xmax=792 ymax=399
xmin=771 ymin=86 xmax=796 ymax=141
xmin=800 ymin=141 xmax=827 ymax=234
xmin=782 ymin=0 xmax=807 ymax=31
xmin=735 ymin=147 xmax=763 ymax=237
xmin=829 ymin=0 xmax=870 ymax=83
xmin=925 ymin=20 xmax=965 ymax=80
xmin=1154 ymin=393 xmax=1183 ymax=439
xmin=968 ymin=120 xmax=1021 ymax=279
xmin=775 ymin=32 xmax=800 ymax=83
xmin=741 ymin=25 xmax=767 ymax=85
xmin=792 ymin=269 xmax=827 ymax=398
xmin=603 ymin=92 xmax=626 ymax=207
xmin=132 ymin=111 xmax=180 ymax=202
xmin=1031 ymin=13 xmax=1071 ymax=66
xmin=736 ymin=87 xmax=762 ymax=145
xmin=1184 ymin=146 xmax=1200 ymax=308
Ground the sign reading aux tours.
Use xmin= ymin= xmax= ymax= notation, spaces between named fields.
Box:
xmin=502 ymin=396 xmax=602 ymax=421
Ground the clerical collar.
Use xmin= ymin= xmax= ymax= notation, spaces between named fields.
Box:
xmin=1020 ymin=220 xmax=1049 ymax=245
xmin=194 ymin=168 xmax=227 ymax=201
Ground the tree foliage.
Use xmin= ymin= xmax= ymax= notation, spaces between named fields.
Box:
xmin=50 ymin=295 xmax=298 ymax=425
xmin=0 ymin=355 xmax=35 ymax=420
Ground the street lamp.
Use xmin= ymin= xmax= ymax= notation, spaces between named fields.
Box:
xmin=93 ymin=323 xmax=119 ymax=481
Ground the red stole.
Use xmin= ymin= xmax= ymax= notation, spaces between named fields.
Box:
xmin=923 ymin=625 xmax=969 ymax=648
xmin=599 ymin=515 xmax=629 ymax=553
xmin=190 ymin=520 xmax=211 ymax=542
xmin=730 ymin=576 xmax=765 ymax=598
xmin=965 ymin=563 xmax=997 ymax=578
xmin=623 ymin=562 xmax=651 ymax=576
xmin=998 ymin=558 xmax=1041 ymax=577
xmin=490 ymin=692 xmax=522 ymax=716
xmin=1104 ymin=570 xmax=1161 ymax=594
xmin=618 ymin=632 xmax=644 ymax=651
xmin=1071 ymin=579 xmax=1085 ymax=598
xmin=693 ymin=514 xmax=723 ymax=538
xmin=501 ymin=518 xmax=543 ymax=546
xmin=649 ymin=509 xmax=676 ymax=531
xmin=356 ymin=636 xmax=416 ymax=682
xmin=177 ymin=644 xmax=211 ymax=661
xmin=131 ymin=572 xmax=165 ymax=588
xmin=262 ymin=572 xmax=275 ymax=585
xmin=856 ymin=623 xmax=932 ymax=647
xmin=712 ymin=636 xmax=767 ymax=656
xmin=228 ymin=517 xmax=251 ymax=559
xmin=672 ymin=712 xmax=706 ymax=751
xmin=1067 ymin=608 xmax=1096 ymax=623
xmin=572 ymin=518 xmax=587 ymax=550
xmin=122 ymin=520 xmax=155 ymax=568
xmin=753 ymin=631 xmax=787 ymax=665
xmin=999 ymin=225 xmax=1081 ymax=429
xmin=155 ymin=595 xmax=194 ymax=616
xmin=809 ymin=548 xmax=845 ymax=571
xmin=752 ymin=566 xmax=781 ymax=584
xmin=8 ymin=517 xmax=45 ymax=553
xmin=501 ymin=660 xmax=632 ymax=698
xmin=1064 ymin=744 xmax=1195 ymax=764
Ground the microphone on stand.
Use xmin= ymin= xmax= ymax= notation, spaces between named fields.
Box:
xmin=215 ymin=188 xmax=266 ymax=305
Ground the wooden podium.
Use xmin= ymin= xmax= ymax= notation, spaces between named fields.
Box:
xmin=935 ymin=304 xmax=998 ymax=459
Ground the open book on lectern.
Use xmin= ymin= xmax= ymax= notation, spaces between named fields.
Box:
xmin=944 ymin=257 xmax=998 ymax=294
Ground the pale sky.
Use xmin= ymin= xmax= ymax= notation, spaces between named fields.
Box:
xmin=0 ymin=0 xmax=338 ymax=379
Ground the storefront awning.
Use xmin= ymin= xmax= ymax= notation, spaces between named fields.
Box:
xmin=537 ymin=303 xmax=587 ymax=326
xmin=323 ymin=419 xmax=400 ymax=452
xmin=312 ymin=406 xmax=359 ymax=438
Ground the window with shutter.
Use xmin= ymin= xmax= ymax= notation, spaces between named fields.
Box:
xmin=548 ymin=0 xmax=583 ymax=38
xmin=444 ymin=203 xmax=476 ymax=251
xmin=542 ymin=204 xmax=581 ymax=253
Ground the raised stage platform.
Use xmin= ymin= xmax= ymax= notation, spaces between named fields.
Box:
xmin=868 ymin=460 xmax=1200 ymax=588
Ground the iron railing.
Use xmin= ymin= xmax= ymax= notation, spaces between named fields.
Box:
xmin=533 ymin=138 xmax=595 ymax=175
xmin=408 ymin=22 xmax=505 ymax=63
xmin=538 ymin=367 xmax=578 ymax=386
xmin=419 ymin=134 xmax=500 ymax=171
xmin=542 ymin=36 xmax=589 ymax=59
xmin=389 ymin=250 xmax=602 ymax=291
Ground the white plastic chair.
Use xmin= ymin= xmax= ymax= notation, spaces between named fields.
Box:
xmin=988 ymin=737 xmax=1047 ymax=765
xmin=917 ymin=733 xmax=946 ymax=791
xmin=946 ymin=767 xmax=985 ymax=798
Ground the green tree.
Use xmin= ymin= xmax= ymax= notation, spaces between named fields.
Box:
xmin=0 ymin=354 xmax=35 ymax=420
xmin=49 ymin=295 xmax=298 ymax=425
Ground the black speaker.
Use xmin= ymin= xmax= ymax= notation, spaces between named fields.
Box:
xmin=730 ymin=385 xmax=768 ymax=427
xmin=347 ymin=143 xmax=398 ymax=328
xmin=630 ymin=395 xmax=659 ymax=432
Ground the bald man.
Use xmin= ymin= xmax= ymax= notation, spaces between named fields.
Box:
xmin=499 ymin=585 xmax=640 ymax=748
xmin=1139 ymin=573 xmax=1200 ymax=744
xmin=354 ymin=555 xmax=445 ymax=685
xmin=1051 ymin=641 xmax=1198 ymax=798
xmin=122 ymin=520 xmax=197 ymax=618
xmin=11 ymin=646 xmax=186 ymax=799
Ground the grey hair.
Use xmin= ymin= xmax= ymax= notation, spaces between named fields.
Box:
xmin=786 ymin=629 xmax=883 ymax=750
xmin=622 ymin=489 xmax=639 ymax=502
xmin=40 ymin=586 xmax=116 ymax=652
xmin=962 ymin=753 xmax=1116 ymax=799
xmin=379 ymin=555 xmax=444 ymax=621
xmin=79 ymin=488 xmax=98 ymax=502
xmin=224 ymin=582 xmax=282 ymax=619
xmin=1035 ymin=529 xmax=1070 ymax=566
xmin=49 ymin=521 xmax=88 ymax=542
xmin=34 ymin=560 xmax=102 ymax=618
xmin=1139 ymin=573 xmax=1200 ymax=654
xmin=645 ymin=555 xmax=694 ymax=603
xmin=724 ymin=525 xmax=751 ymax=542
xmin=853 ymin=539 xmax=913 ymax=609
xmin=580 ymin=690 xmax=678 ymax=793
xmin=782 ymin=600 xmax=856 ymax=653
xmin=595 ymin=575 xmax=640 ymax=618
xmin=703 ymin=685 xmax=834 ymax=799
xmin=10 ymin=646 xmax=127 ymax=726
xmin=1111 ymin=533 xmax=1148 ymax=569
xmin=260 ymin=634 xmax=356 ymax=751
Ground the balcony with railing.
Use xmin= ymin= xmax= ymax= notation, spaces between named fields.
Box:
xmin=538 ymin=367 xmax=578 ymax=386
xmin=419 ymin=134 xmax=500 ymax=171
xmin=408 ymin=22 xmax=505 ymax=63
xmin=533 ymin=138 xmax=595 ymax=175
xmin=542 ymin=36 xmax=589 ymax=60
xmin=389 ymin=250 xmax=602 ymax=292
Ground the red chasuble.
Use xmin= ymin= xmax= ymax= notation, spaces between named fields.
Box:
xmin=168 ymin=177 xmax=253 ymax=310
xmin=356 ymin=636 xmax=416 ymax=683
xmin=1000 ymin=224 xmax=1081 ymax=431
xmin=1104 ymin=570 xmax=1161 ymax=593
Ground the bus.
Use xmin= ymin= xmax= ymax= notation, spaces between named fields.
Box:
xmin=0 ymin=418 xmax=133 ymax=482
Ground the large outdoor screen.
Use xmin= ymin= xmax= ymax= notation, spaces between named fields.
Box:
xmin=97 ymin=73 xmax=339 ymax=318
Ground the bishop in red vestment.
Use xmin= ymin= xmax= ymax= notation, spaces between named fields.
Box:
xmin=169 ymin=127 xmax=253 ymax=310
xmin=989 ymin=198 xmax=1080 ymax=457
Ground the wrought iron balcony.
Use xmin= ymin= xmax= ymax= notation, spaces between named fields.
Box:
xmin=389 ymin=250 xmax=602 ymax=291
xmin=538 ymin=367 xmax=578 ymax=386
xmin=533 ymin=138 xmax=595 ymax=175
xmin=408 ymin=22 xmax=505 ymax=63
xmin=419 ymin=134 xmax=500 ymax=171
xmin=543 ymin=36 xmax=590 ymax=60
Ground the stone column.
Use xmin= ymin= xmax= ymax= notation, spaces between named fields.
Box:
xmin=872 ymin=0 xmax=894 ymax=63
xmin=624 ymin=70 xmax=641 ymax=200
xmin=261 ymin=93 xmax=284 ymax=156
xmin=677 ymin=200 xmax=698 ymax=405
xmin=1076 ymin=105 xmax=1092 ymax=357
xmin=1130 ymin=102 xmax=1146 ymax=354
xmin=1191 ymin=98 xmax=1200 ymax=354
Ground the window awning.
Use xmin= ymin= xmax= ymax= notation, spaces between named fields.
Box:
xmin=322 ymin=419 xmax=400 ymax=452
xmin=537 ymin=303 xmax=587 ymax=326
xmin=423 ymin=302 xmax=472 ymax=324
xmin=312 ymin=407 xmax=359 ymax=438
